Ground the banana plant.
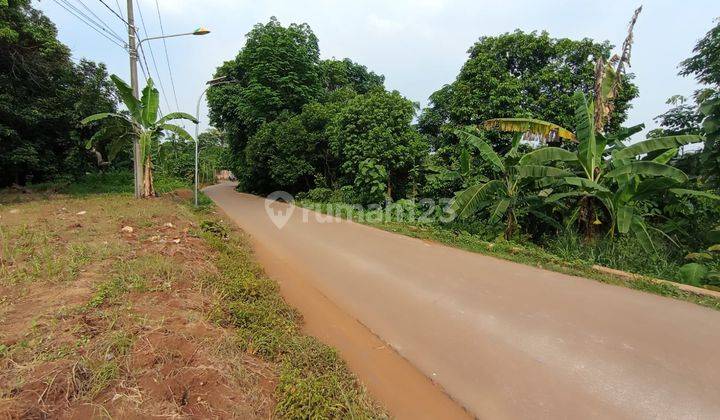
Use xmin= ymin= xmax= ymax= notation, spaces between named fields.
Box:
xmin=450 ymin=127 xmax=571 ymax=239
xmin=82 ymin=76 xmax=198 ymax=197
xmin=518 ymin=92 xmax=707 ymax=250
xmin=483 ymin=118 xmax=576 ymax=143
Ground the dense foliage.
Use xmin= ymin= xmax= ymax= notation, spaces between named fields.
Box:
xmin=207 ymin=17 xmax=323 ymax=186
xmin=0 ymin=0 xmax=118 ymax=186
xmin=418 ymin=31 xmax=639 ymax=153
xmin=328 ymin=90 xmax=427 ymax=199
xmin=82 ymin=77 xmax=197 ymax=197
xmin=4 ymin=3 xmax=720 ymax=289
xmin=207 ymin=17 xmax=422 ymax=198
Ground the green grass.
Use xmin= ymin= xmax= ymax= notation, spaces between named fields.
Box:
xmin=200 ymin=222 xmax=385 ymax=419
xmin=25 ymin=170 xmax=191 ymax=196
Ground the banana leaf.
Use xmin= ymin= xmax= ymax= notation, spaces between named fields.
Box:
xmin=455 ymin=128 xmax=505 ymax=172
xmin=483 ymin=118 xmax=576 ymax=141
xmin=450 ymin=180 xmax=504 ymax=218
xmin=669 ymin=188 xmax=720 ymax=200
xmin=605 ymin=161 xmax=688 ymax=183
xmin=519 ymin=147 xmax=578 ymax=165
xmin=613 ymin=135 xmax=702 ymax=160
xmin=574 ymin=92 xmax=598 ymax=179
xmin=516 ymin=165 xmax=573 ymax=179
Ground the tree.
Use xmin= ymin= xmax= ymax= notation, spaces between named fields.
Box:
xmin=207 ymin=17 xmax=324 ymax=181
xmin=155 ymin=128 xmax=229 ymax=184
xmin=83 ymin=76 xmax=197 ymax=197
xmin=679 ymin=19 xmax=720 ymax=187
xmin=418 ymin=30 xmax=638 ymax=152
xmin=680 ymin=19 xmax=720 ymax=87
xmin=649 ymin=95 xmax=703 ymax=138
xmin=243 ymin=113 xmax=317 ymax=194
xmin=0 ymin=0 xmax=118 ymax=186
xmin=319 ymin=58 xmax=385 ymax=94
xmin=329 ymin=90 xmax=428 ymax=199
xmin=450 ymin=127 xmax=571 ymax=239
xmin=517 ymin=92 xmax=707 ymax=249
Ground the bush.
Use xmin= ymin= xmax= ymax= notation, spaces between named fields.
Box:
xmin=543 ymin=230 xmax=684 ymax=281
xmin=302 ymin=187 xmax=333 ymax=202
xmin=354 ymin=159 xmax=387 ymax=205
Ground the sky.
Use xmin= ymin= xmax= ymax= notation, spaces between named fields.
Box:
xmin=36 ymin=0 xmax=718 ymax=135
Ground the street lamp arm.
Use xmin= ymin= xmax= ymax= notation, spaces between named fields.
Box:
xmin=137 ymin=27 xmax=210 ymax=49
xmin=137 ymin=32 xmax=196 ymax=48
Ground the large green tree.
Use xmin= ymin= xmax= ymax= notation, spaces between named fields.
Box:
xmin=206 ymin=17 xmax=323 ymax=181
xmin=679 ymin=19 xmax=720 ymax=187
xmin=207 ymin=17 xmax=410 ymax=195
xmin=0 ymin=0 xmax=117 ymax=186
xmin=243 ymin=112 xmax=316 ymax=194
xmin=319 ymin=58 xmax=384 ymax=94
xmin=418 ymin=30 xmax=638 ymax=151
xmin=329 ymin=90 xmax=428 ymax=198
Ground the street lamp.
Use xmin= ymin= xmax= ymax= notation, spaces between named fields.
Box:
xmin=194 ymin=76 xmax=237 ymax=206
xmin=137 ymin=27 xmax=210 ymax=49
xmin=126 ymin=22 xmax=210 ymax=198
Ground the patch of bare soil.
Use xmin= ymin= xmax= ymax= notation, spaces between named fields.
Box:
xmin=0 ymin=195 xmax=276 ymax=418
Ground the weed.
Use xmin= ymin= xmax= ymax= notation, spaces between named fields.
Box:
xmin=87 ymin=359 xmax=120 ymax=399
xmin=202 ymin=227 xmax=384 ymax=418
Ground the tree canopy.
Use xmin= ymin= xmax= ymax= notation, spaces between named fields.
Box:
xmin=320 ymin=58 xmax=385 ymax=94
xmin=678 ymin=19 xmax=720 ymax=185
xmin=418 ymin=30 xmax=639 ymax=151
xmin=207 ymin=17 xmax=428 ymax=197
xmin=206 ymin=17 xmax=323 ymax=156
xmin=680 ymin=21 xmax=720 ymax=87
xmin=0 ymin=0 xmax=118 ymax=186
xmin=329 ymin=90 xmax=427 ymax=197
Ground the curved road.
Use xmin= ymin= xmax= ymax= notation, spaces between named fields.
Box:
xmin=205 ymin=183 xmax=720 ymax=419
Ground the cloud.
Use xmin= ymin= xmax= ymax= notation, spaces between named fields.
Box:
xmin=367 ymin=14 xmax=405 ymax=34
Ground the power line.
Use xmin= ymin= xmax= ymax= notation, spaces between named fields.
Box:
xmin=53 ymin=0 xmax=127 ymax=49
xmin=154 ymin=0 xmax=180 ymax=112
xmin=113 ymin=0 xmax=125 ymax=20
xmin=59 ymin=0 xmax=126 ymax=44
xmin=95 ymin=0 xmax=152 ymax=103
xmin=135 ymin=0 xmax=170 ymax=114
xmin=96 ymin=0 xmax=130 ymax=27
xmin=74 ymin=0 xmax=125 ymax=42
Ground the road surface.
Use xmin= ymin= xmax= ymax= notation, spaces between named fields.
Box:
xmin=205 ymin=182 xmax=720 ymax=419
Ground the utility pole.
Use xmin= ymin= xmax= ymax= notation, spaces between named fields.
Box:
xmin=126 ymin=0 xmax=142 ymax=198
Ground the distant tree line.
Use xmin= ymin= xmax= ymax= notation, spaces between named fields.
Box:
xmin=207 ymin=18 xmax=640 ymax=203
xmin=0 ymin=0 xmax=119 ymax=187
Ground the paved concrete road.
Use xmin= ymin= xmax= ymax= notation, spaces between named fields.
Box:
xmin=205 ymin=183 xmax=720 ymax=419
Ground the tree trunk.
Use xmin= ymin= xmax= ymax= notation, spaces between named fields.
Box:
xmin=504 ymin=211 xmax=516 ymax=240
xmin=142 ymin=155 xmax=155 ymax=198
xmin=579 ymin=196 xmax=602 ymax=241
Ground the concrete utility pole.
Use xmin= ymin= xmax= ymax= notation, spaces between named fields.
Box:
xmin=126 ymin=0 xmax=142 ymax=198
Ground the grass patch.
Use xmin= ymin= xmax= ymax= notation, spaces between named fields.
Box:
xmin=200 ymin=222 xmax=385 ymax=418
xmin=1 ymin=187 xmax=384 ymax=417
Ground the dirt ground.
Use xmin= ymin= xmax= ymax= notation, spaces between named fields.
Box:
xmin=0 ymin=193 xmax=276 ymax=418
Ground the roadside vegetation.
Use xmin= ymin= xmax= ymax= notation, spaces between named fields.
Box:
xmin=3 ymin=1 xmax=720 ymax=414
xmin=4 ymin=2 xmax=719 ymax=293
xmin=206 ymin=9 xmax=720 ymax=293
xmin=0 ymin=179 xmax=384 ymax=418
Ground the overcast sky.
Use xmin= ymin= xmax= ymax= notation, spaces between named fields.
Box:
xmin=36 ymin=0 xmax=717 ymax=135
